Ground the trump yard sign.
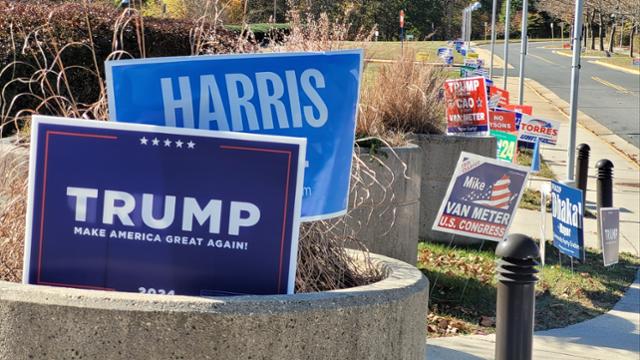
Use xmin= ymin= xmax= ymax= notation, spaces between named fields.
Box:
xmin=432 ymin=152 xmax=529 ymax=241
xmin=24 ymin=116 xmax=306 ymax=296
xmin=443 ymin=76 xmax=490 ymax=135
xmin=106 ymin=50 xmax=363 ymax=221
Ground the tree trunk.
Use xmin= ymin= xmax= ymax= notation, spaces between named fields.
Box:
xmin=598 ymin=12 xmax=605 ymax=51
xmin=608 ymin=23 xmax=616 ymax=53
xmin=590 ymin=10 xmax=597 ymax=50
xmin=631 ymin=25 xmax=636 ymax=57
xmin=583 ymin=23 xmax=588 ymax=47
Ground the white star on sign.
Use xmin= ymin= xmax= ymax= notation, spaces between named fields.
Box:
xmin=152 ymin=138 xmax=160 ymax=146
xmin=140 ymin=136 xmax=148 ymax=145
xmin=187 ymin=141 xmax=196 ymax=149
xmin=175 ymin=140 xmax=184 ymax=148
xmin=164 ymin=139 xmax=172 ymax=147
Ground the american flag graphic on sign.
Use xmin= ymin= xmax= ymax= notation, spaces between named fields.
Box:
xmin=462 ymin=175 xmax=515 ymax=210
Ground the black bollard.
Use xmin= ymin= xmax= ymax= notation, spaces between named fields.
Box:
xmin=596 ymin=159 xmax=614 ymax=210
xmin=575 ymin=144 xmax=590 ymax=206
xmin=495 ymin=234 xmax=539 ymax=360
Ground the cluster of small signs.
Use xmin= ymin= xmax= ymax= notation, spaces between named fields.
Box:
xmin=24 ymin=50 xmax=364 ymax=296
xmin=433 ymin=43 xmax=620 ymax=267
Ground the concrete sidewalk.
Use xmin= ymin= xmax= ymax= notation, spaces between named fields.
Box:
xmin=497 ymin=75 xmax=640 ymax=256
xmin=426 ymin=271 xmax=640 ymax=359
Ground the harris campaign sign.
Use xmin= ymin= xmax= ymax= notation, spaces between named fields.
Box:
xmin=432 ymin=152 xmax=529 ymax=241
xmin=106 ymin=50 xmax=363 ymax=221
xmin=443 ymin=76 xmax=490 ymax=135
xmin=24 ymin=116 xmax=306 ymax=296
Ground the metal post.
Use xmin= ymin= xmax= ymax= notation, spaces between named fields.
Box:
xmin=502 ymin=0 xmax=511 ymax=90
xmin=551 ymin=23 xmax=554 ymax=44
xmin=566 ymin=0 xmax=585 ymax=182
xmin=466 ymin=9 xmax=472 ymax=55
xmin=461 ymin=10 xmax=467 ymax=41
xmin=596 ymin=159 xmax=614 ymax=210
xmin=596 ymin=159 xmax=614 ymax=250
xmin=575 ymin=143 xmax=590 ymax=207
xmin=489 ymin=0 xmax=498 ymax=79
xmin=495 ymin=234 xmax=539 ymax=360
xmin=518 ymin=0 xmax=529 ymax=105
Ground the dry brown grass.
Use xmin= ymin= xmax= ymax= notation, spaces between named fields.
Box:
xmin=358 ymin=50 xmax=448 ymax=140
xmin=0 ymin=2 xmax=391 ymax=293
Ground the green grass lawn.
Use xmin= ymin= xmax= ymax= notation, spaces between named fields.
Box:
xmin=556 ymin=49 xmax=639 ymax=71
xmin=418 ymin=241 xmax=640 ymax=337
xmin=339 ymin=41 xmax=465 ymax=64
xmin=599 ymin=55 xmax=640 ymax=72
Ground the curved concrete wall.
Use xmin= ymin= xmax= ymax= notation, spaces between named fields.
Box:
xmin=345 ymin=145 xmax=422 ymax=264
xmin=0 ymin=252 xmax=429 ymax=360
xmin=412 ymin=134 xmax=496 ymax=245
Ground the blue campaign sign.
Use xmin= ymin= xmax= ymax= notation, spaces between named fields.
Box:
xmin=24 ymin=116 xmax=306 ymax=296
xmin=551 ymin=181 xmax=584 ymax=260
xmin=106 ymin=50 xmax=363 ymax=221
xmin=432 ymin=152 xmax=529 ymax=242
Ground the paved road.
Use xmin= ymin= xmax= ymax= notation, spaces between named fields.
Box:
xmin=482 ymin=41 xmax=640 ymax=148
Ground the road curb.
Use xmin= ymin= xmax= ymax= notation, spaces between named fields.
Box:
xmin=589 ymin=60 xmax=640 ymax=75
xmin=524 ymin=78 xmax=640 ymax=166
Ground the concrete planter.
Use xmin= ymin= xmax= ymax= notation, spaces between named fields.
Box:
xmin=0 ymin=251 xmax=428 ymax=360
xmin=345 ymin=145 xmax=422 ymax=265
xmin=411 ymin=134 xmax=496 ymax=245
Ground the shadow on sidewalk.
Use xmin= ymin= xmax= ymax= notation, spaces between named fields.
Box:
xmin=426 ymin=344 xmax=485 ymax=360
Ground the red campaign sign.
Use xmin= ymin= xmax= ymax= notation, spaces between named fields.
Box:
xmin=489 ymin=111 xmax=517 ymax=133
xmin=443 ymin=76 xmax=490 ymax=134
xmin=503 ymin=104 xmax=533 ymax=115
xmin=489 ymin=86 xmax=510 ymax=107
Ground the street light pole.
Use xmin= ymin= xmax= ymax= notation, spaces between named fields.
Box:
xmin=489 ymin=0 xmax=498 ymax=79
xmin=461 ymin=9 xmax=467 ymax=41
xmin=502 ymin=0 xmax=511 ymax=90
xmin=467 ymin=9 xmax=472 ymax=53
xmin=567 ymin=0 xmax=585 ymax=182
xmin=518 ymin=0 xmax=529 ymax=104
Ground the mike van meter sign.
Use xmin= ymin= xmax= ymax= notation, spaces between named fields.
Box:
xmin=432 ymin=152 xmax=529 ymax=242
xmin=23 ymin=116 xmax=306 ymax=296
xmin=599 ymin=208 xmax=620 ymax=266
xmin=443 ymin=76 xmax=490 ymax=135
xmin=551 ymin=181 xmax=585 ymax=261
xmin=518 ymin=116 xmax=560 ymax=145
xmin=105 ymin=50 xmax=363 ymax=221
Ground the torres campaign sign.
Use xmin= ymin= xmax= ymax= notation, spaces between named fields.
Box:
xmin=432 ymin=152 xmax=529 ymax=241
xmin=443 ymin=77 xmax=490 ymax=135
xmin=518 ymin=115 xmax=560 ymax=145
xmin=551 ymin=181 xmax=584 ymax=261
xmin=106 ymin=50 xmax=363 ymax=221
xmin=599 ymin=207 xmax=620 ymax=266
xmin=24 ymin=116 xmax=306 ymax=296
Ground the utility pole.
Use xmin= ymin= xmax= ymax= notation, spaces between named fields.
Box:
xmin=489 ymin=0 xmax=498 ymax=79
xmin=502 ymin=0 xmax=511 ymax=90
xmin=518 ymin=0 xmax=529 ymax=104
xmin=567 ymin=0 xmax=585 ymax=183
